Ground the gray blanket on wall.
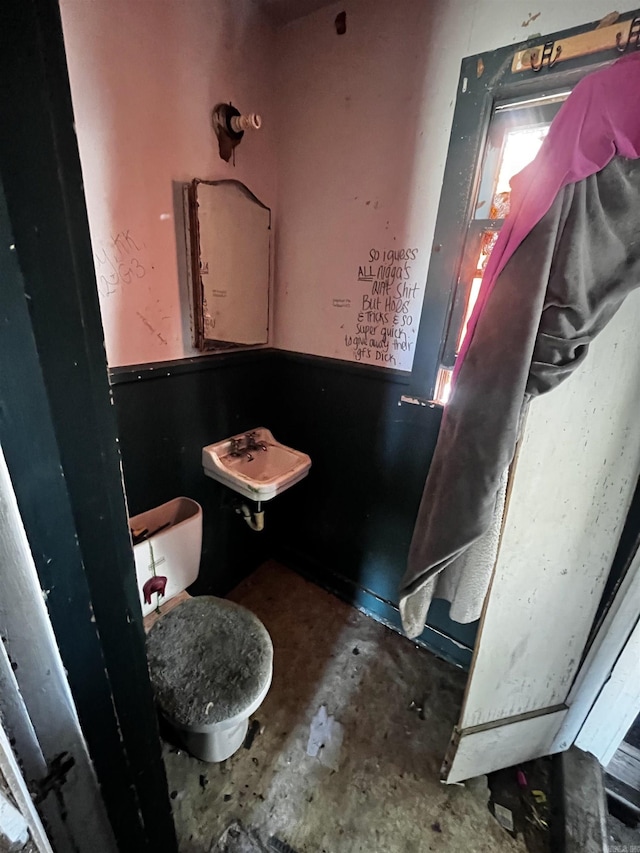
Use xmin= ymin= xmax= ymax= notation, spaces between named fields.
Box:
xmin=400 ymin=155 xmax=640 ymax=638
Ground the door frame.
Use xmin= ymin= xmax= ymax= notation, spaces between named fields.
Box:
xmin=553 ymin=544 xmax=640 ymax=765
xmin=0 ymin=443 xmax=116 ymax=852
xmin=0 ymin=714 xmax=53 ymax=853
xmin=408 ymin=8 xmax=640 ymax=404
xmin=0 ymin=1 xmax=177 ymax=849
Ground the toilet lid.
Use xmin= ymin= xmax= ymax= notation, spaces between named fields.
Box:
xmin=146 ymin=596 xmax=273 ymax=727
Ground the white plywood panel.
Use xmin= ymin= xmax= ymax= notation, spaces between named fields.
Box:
xmin=461 ymin=288 xmax=640 ymax=731
xmin=445 ymin=709 xmax=567 ymax=784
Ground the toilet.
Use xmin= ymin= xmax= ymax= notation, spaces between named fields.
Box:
xmin=129 ymin=497 xmax=273 ymax=762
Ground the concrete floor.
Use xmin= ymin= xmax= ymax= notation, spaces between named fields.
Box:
xmin=163 ymin=562 xmax=528 ymax=853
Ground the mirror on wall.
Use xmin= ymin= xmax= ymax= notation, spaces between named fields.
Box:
xmin=186 ymin=179 xmax=270 ymax=350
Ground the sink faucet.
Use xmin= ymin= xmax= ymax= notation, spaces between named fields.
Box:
xmin=228 ymin=432 xmax=268 ymax=459
xmin=229 ymin=437 xmax=243 ymax=457
xmin=245 ymin=431 xmax=268 ymax=452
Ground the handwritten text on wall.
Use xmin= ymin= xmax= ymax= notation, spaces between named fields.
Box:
xmin=342 ymin=247 xmax=420 ymax=367
xmin=94 ymin=230 xmax=146 ymax=298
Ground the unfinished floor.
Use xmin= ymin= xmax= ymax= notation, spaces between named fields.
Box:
xmin=163 ymin=562 xmax=529 ymax=853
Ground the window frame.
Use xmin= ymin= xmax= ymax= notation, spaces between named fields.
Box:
xmin=440 ymin=97 xmax=563 ymax=372
xmin=408 ymin=10 xmax=640 ymax=405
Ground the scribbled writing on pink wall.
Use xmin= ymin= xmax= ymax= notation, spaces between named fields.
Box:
xmin=341 ymin=247 xmax=420 ymax=367
xmin=94 ymin=230 xmax=146 ymax=297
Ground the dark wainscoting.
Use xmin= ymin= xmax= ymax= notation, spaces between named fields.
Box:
xmin=111 ymin=351 xmax=275 ymax=597
xmin=267 ymin=352 xmax=477 ymax=668
xmin=111 ymin=350 xmax=478 ymax=668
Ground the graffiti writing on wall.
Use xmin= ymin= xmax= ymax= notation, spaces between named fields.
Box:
xmin=94 ymin=230 xmax=146 ymax=297
xmin=341 ymin=247 xmax=420 ymax=367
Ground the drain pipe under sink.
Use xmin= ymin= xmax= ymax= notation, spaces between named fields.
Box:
xmin=236 ymin=501 xmax=265 ymax=532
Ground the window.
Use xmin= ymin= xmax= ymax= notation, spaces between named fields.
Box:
xmin=408 ymin=10 xmax=640 ymax=407
xmin=434 ymin=94 xmax=566 ymax=404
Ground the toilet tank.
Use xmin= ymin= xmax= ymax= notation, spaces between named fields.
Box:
xmin=129 ymin=497 xmax=202 ymax=617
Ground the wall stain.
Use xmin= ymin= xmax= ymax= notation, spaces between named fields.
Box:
xmin=522 ymin=11 xmax=541 ymax=27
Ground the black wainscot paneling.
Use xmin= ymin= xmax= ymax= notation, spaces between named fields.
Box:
xmin=112 ymin=350 xmax=478 ymax=669
xmin=268 ymin=352 xmax=477 ymax=668
xmin=111 ymin=351 xmax=276 ymax=596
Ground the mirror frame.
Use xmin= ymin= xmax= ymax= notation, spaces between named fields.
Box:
xmin=186 ymin=178 xmax=271 ymax=351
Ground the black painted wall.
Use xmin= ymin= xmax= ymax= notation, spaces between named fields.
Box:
xmin=112 ymin=353 xmax=276 ymax=597
xmin=112 ymin=350 xmax=478 ymax=668
xmin=268 ymin=352 xmax=477 ymax=666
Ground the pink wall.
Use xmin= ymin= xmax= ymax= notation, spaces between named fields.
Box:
xmin=273 ymin=0 xmax=640 ymax=371
xmin=60 ymin=0 xmax=276 ymax=367
xmin=61 ymin=0 xmax=640 ymax=371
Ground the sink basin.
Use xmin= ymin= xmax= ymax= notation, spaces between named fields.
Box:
xmin=202 ymin=428 xmax=311 ymax=502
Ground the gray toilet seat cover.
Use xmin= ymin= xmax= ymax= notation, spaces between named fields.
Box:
xmin=146 ymin=596 xmax=273 ymax=728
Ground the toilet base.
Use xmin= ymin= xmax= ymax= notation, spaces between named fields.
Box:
xmin=161 ymin=667 xmax=271 ymax=763
xmin=173 ymin=715 xmax=249 ymax=763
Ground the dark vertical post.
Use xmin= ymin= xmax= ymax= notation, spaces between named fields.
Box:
xmin=0 ymin=1 xmax=178 ymax=849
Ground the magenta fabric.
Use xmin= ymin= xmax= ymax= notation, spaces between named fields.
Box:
xmin=453 ymin=51 xmax=640 ymax=381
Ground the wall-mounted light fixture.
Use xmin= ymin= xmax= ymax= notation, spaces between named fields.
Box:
xmin=212 ymin=103 xmax=262 ymax=163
